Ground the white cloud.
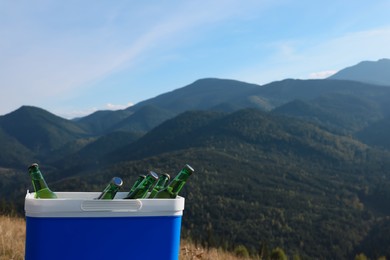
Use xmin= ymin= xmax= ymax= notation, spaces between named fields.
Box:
xmin=53 ymin=102 xmax=135 ymax=119
xmin=105 ymin=102 xmax=134 ymax=110
xmin=55 ymin=107 xmax=99 ymax=119
xmin=309 ymin=70 xmax=338 ymax=79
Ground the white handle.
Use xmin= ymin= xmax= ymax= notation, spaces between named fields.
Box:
xmin=81 ymin=199 xmax=142 ymax=212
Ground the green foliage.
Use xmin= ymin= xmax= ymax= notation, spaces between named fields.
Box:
xmin=270 ymin=247 xmax=287 ymax=260
xmin=292 ymin=254 xmax=301 ymax=260
xmin=354 ymin=217 xmax=390 ymax=258
xmin=273 ymin=92 xmax=384 ymax=134
xmin=356 ymin=116 xmax=390 ymax=151
xmin=0 ymin=127 xmax=35 ymax=168
xmin=234 ymin=245 xmax=250 ymax=258
xmin=355 ymin=253 xmax=368 ymax=260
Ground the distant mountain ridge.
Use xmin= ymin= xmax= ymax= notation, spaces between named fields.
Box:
xmin=70 ymin=77 xmax=390 ymax=136
xmin=328 ymin=58 xmax=390 ymax=86
xmin=2 ymin=60 xmax=390 ymax=168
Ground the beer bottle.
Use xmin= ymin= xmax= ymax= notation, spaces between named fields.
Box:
xmin=151 ymin=164 xmax=194 ymax=199
xmin=124 ymin=171 xmax=158 ymax=199
xmin=148 ymin=173 xmax=170 ymax=198
xmin=127 ymin=174 xmax=146 ymax=196
xmin=28 ymin=163 xmax=57 ymax=199
xmin=96 ymin=177 xmax=123 ymax=200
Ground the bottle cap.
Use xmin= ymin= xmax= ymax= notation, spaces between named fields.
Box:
xmin=184 ymin=164 xmax=194 ymax=172
xmin=28 ymin=163 xmax=39 ymax=171
xmin=149 ymin=171 xmax=159 ymax=180
xmin=112 ymin=177 xmax=123 ymax=187
xmin=161 ymin=173 xmax=170 ymax=180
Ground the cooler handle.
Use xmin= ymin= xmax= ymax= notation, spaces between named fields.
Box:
xmin=81 ymin=199 xmax=142 ymax=212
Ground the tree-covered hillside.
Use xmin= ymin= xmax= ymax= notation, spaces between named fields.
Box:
xmin=38 ymin=109 xmax=390 ymax=259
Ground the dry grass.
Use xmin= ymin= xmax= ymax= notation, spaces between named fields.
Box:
xmin=0 ymin=215 xmax=249 ymax=260
xmin=0 ymin=215 xmax=25 ymax=260
xmin=180 ymin=240 xmax=252 ymax=260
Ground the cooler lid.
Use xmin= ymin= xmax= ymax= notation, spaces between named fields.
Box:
xmin=25 ymin=192 xmax=185 ymax=218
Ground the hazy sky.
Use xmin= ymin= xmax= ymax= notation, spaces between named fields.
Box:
xmin=1 ymin=0 xmax=390 ymax=118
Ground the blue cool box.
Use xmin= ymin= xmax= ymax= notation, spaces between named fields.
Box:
xmin=24 ymin=192 xmax=185 ymax=260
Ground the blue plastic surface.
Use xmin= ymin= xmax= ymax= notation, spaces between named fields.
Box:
xmin=25 ymin=215 xmax=182 ymax=260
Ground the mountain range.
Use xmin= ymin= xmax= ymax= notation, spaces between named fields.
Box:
xmin=1 ymin=58 xmax=390 ymax=259
xmin=328 ymin=58 xmax=390 ymax=86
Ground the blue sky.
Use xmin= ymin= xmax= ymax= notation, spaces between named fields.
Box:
xmin=1 ymin=0 xmax=390 ymax=118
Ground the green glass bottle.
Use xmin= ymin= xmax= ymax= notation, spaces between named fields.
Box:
xmin=151 ymin=164 xmax=194 ymax=199
xmin=96 ymin=177 xmax=123 ymax=200
xmin=28 ymin=163 xmax=57 ymax=199
xmin=148 ymin=173 xmax=170 ymax=198
xmin=124 ymin=171 xmax=158 ymax=199
xmin=127 ymin=174 xmax=146 ymax=197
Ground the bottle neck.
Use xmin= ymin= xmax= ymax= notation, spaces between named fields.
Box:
xmin=97 ymin=178 xmax=122 ymax=199
xmin=139 ymin=175 xmax=156 ymax=190
xmin=126 ymin=173 xmax=158 ymax=199
xmin=30 ymin=170 xmax=49 ymax=191
xmin=155 ymin=175 xmax=169 ymax=189
xmin=128 ymin=176 xmax=146 ymax=194
xmin=30 ymin=170 xmax=44 ymax=180
xmin=167 ymin=169 xmax=192 ymax=195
